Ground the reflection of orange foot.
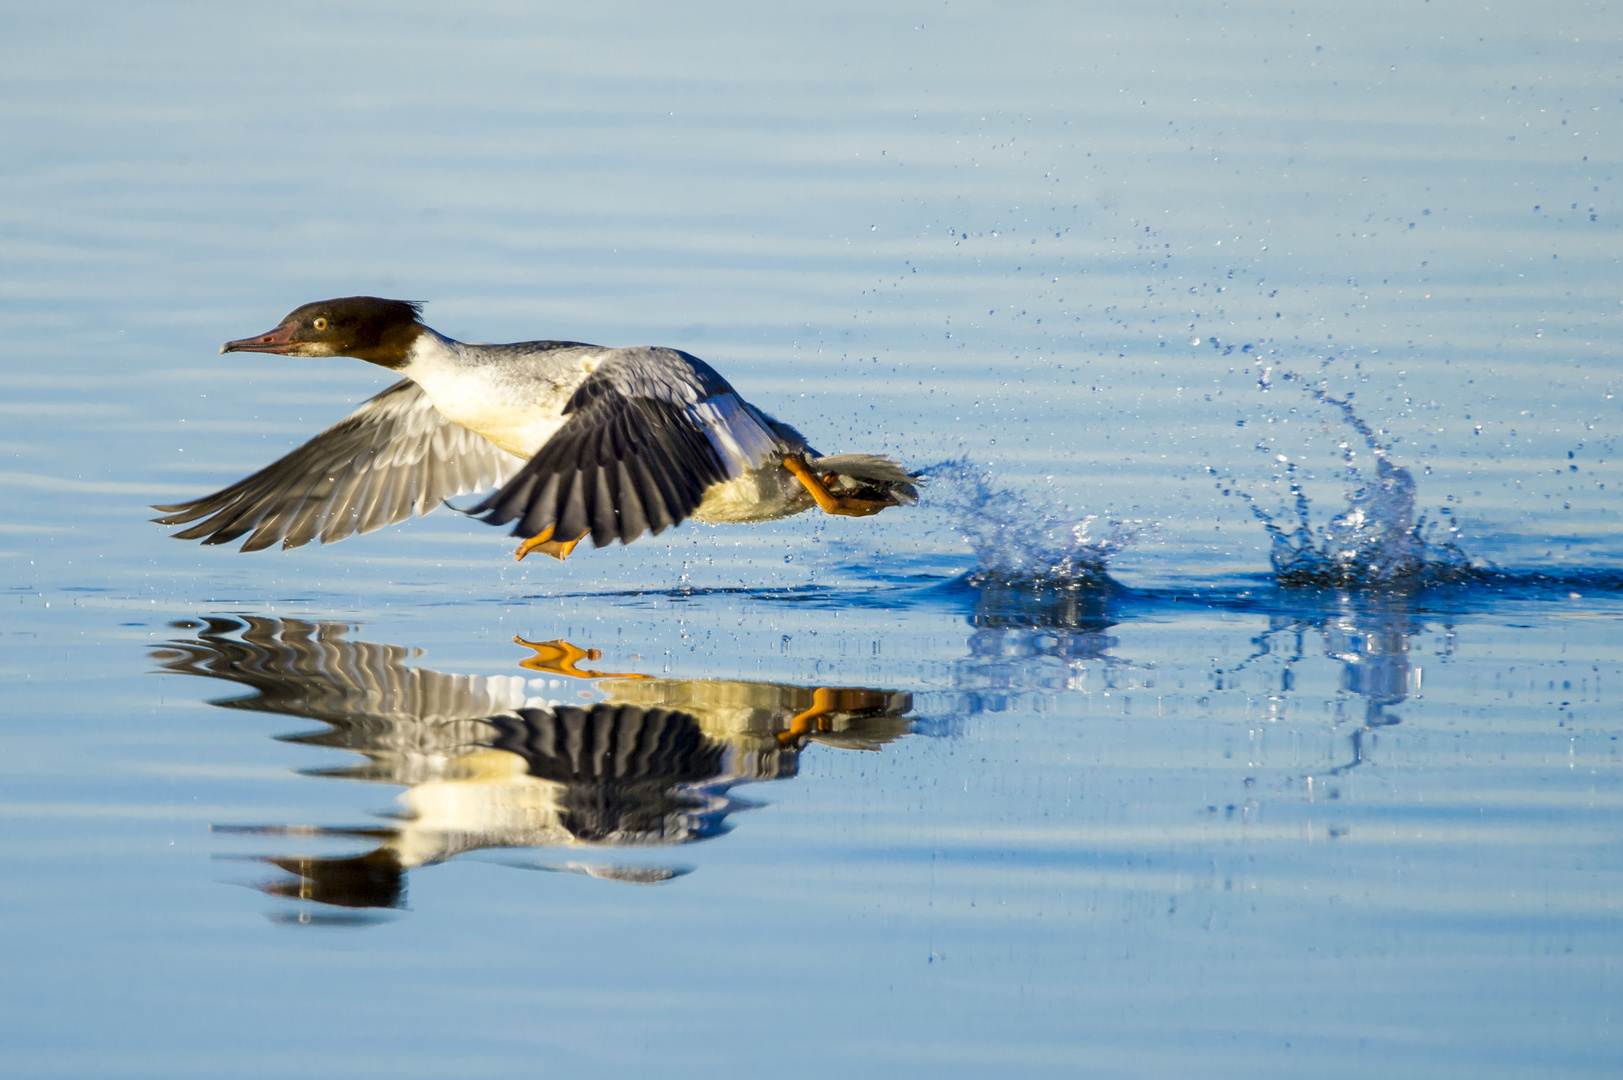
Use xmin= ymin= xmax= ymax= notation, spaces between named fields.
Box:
xmin=775 ymin=686 xmax=894 ymax=744
xmin=782 ymin=455 xmax=900 ymax=518
xmin=515 ymin=525 xmax=591 ymax=561
xmin=513 ymin=636 xmax=647 ymax=679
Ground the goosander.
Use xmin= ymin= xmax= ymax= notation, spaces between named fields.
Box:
xmin=153 ymin=296 xmax=918 ymax=559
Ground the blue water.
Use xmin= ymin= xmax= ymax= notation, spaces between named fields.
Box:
xmin=2 ymin=2 xmax=1620 ymax=1077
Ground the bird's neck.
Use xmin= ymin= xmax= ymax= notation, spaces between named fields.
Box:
xmin=351 ymin=323 xmax=441 ymax=370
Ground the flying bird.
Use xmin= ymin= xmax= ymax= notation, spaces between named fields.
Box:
xmin=153 ymin=296 xmax=918 ymax=560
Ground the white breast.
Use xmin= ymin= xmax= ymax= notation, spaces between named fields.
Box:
xmin=401 ymin=333 xmax=591 ymax=458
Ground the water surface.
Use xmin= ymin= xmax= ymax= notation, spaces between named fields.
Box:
xmin=1 ymin=2 xmax=1619 ymax=1077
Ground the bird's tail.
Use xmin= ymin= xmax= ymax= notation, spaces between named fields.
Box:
xmin=809 ymin=453 xmax=922 ymax=505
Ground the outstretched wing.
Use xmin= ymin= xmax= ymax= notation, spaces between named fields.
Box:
xmin=154 ymin=379 xmax=525 ymax=551
xmin=469 ymin=347 xmax=784 ymax=548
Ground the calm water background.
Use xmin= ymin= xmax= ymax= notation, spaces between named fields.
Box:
xmin=2 ymin=2 xmax=1619 ymax=1076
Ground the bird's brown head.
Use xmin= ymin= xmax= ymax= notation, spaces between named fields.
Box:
xmin=221 ymin=297 xmax=426 ymax=368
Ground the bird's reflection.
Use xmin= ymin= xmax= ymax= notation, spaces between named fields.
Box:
xmin=151 ymin=617 xmax=915 ymax=911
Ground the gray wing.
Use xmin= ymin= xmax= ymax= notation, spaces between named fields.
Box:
xmin=470 ymin=347 xmax=786 ymax=548
xmin=153 ymin=379 xmax=525 ymax=552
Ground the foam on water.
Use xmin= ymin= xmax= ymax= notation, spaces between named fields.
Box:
xmin=1229 ymin=378 xmax=1477 ymax=588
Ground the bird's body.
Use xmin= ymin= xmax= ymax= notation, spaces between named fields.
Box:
xmin=400 ymin=330 xmax=808 ymax=522
xmin=155 ymin=297 xmax=917 ymax=558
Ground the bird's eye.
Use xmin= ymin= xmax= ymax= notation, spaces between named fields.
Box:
xmin=312 ymin=317 xmax=329 ymax=331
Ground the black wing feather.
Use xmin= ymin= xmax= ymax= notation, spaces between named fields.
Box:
xmin=470 ymin=383 xmax=731 ymax=547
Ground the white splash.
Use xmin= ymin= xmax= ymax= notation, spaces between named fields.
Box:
xmin=922 ymin=460 xmax=1137 ymax=587
xmin=1235 ymin=383 xmax=1474 ymax=587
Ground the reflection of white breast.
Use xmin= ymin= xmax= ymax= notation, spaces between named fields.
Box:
xmin=390 ymin=749 xmax=574 ymax=869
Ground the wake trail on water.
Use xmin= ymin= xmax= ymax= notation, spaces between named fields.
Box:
xmin=918 ymin=460 xmax=1137 ymax=589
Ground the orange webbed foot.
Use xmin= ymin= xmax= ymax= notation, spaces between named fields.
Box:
xmin=782 ymin=455 xmax=902 ymax=518
xmin=515 ymin=525 xmax=591 ymax=561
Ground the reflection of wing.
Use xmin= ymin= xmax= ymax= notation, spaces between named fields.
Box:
xmin=471 ymin=348 xmax=784 ymax=547
xmin=487 ymin=706 xmax=729 ymax=844
xmin=152 ymin=615 xmax=530 ymax=723
xmin=150 ymin=616 xmax=531 ymax=780
xmin=153 ymin=380 xmax=525 ymax=551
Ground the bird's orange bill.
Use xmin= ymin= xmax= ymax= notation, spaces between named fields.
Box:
xmin=514 ymin=524 xmax=591 ymax=561
xmin=513 ymin=636 xmax=648 ymax=680
xmin=774 ymin=686 xmax=897 ymax=745
xmin=781 ymin=454 xmax=900 ymax=518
